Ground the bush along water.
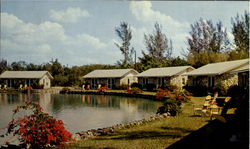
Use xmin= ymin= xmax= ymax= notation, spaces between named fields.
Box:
xmin=156 ymin=89 xmax=191 ymax=116
xmin=126 ymin=87 xmax=142 ymax=95
xmin=98 ymin=85 xmax=108 ymax=93
xmin=6 ymin=101 xmax=72 ymax=148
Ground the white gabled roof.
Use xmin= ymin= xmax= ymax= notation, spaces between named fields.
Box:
xmin=186 ymin=59 xmax=249 ymax=76
xmin=231 ymin=63 xmax=249 ymax=74
xmin=137 ymin=66 xmax=194 ymax=77
xmin=83 ymin=69 xmax=138 ymax=78
xmin=0 ymin=71 xmax=53 ymax=79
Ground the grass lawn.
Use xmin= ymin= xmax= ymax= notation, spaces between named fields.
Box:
xmin=66 ymin=97 xmax=211 ymax=149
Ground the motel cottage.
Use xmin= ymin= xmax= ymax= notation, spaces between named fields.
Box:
xmin=137 ymin=66 xmax=195 ymax=89
xmin=185 ymin=59 xmax=249 ymax=89
xmin=0 ymin=71 xmax=53 ymax=89
xmin=83 ymin=69 xmax=138 ymax=89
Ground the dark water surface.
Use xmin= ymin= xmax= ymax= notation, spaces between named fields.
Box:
xmin=0 ymin=93 xmax=161 ymax=133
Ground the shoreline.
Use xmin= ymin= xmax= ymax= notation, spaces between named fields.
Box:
xmin=61 ymin=89 xmax=168 ymax=101
xmin=74 ymin=113 xmax=169 ymax=140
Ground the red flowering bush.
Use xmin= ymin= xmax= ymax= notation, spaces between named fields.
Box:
xmin=7 ymin=101 xmax=72 ymax=148
xmin=126 ymin=87 xmax=142 ymax=95
xmin=156 ymin=89 xmax=192 ymax=116
xmin=174 ymin=90 xmax=192 ymax=103
xmin=98 ymin=86 xmax=108 ymax=93
xmin=156 ymin=88 xmax=171 ymax=99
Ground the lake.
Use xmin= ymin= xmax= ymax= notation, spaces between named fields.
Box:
xmin=0 ymin=93 xmax=161 ymax=134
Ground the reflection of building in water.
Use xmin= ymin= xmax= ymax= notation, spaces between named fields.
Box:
xmin=0 ymin=93 xmax=29 ymax=104
xmin=81 ymin=95 xmax=120 ymax=108
xmin=0 ymin=93 xmax=7 ymax=104
xmin=81 ymin=95 xmax=86 ymax=103
xmin=119 ymin=99 xmax=138 ymax=115
xmin=38 ymin=93 xmax=52 ymax=113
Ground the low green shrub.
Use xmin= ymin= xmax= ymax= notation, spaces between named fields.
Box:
xmin=61 ymin=87 xmax=71 ymax=93
xmin=157 ymin=98 xmax=182 ymax=116
xmin=114 ymin=84 xmax=128 ymax=90
xmin=126 ymin=87 xmax=142 ymax=95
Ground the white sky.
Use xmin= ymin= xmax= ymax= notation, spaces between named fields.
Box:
xmin=1 ymin=0 xmax=249 ymax=66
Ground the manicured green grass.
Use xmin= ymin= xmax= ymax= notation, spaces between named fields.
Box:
xmin=66 ymin=97 xmax=210 ymax=149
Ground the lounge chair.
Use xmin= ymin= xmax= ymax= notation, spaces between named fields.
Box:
xmin=193 ymin=95 xmax=211 ymax=116
xmin=193 ymin=92 xmax=221 ymax=118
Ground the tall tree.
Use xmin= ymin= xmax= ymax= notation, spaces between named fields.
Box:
xmin=114 ymin=22 xmax=133 ymax=67
xmin=144 ymin=22 xmax=172 ymax=62
xmin=230 ymin=11 xmax=249 ymax=59
xmin=0 ymin=59 xmax=9 ymax=73
xmin=186 ymin=19 xmax=230 ymax=68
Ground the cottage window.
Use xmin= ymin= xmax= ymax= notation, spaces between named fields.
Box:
xmin=192 ymin=77 xmax=197 ymax=86
xmin=143 ymin=78 xmax=148 ymax=85
xmin=158 ymin=78 xmax=165 ymax=87
xmin=91 ymin=79 xmax=95 ymax=88
xmin=208 ymin=76 xmax=215 ymax=87
xmin=108 ymin=79 xmax=111 ymax=88
xmin=242 ymin=74 xmax=247 ymax=87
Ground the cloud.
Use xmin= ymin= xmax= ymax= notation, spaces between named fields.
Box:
xmin=50 ymin=7 xmax=90 ymax=23
xmin=1 ymin=12 xmax=117 ymax=65
xmin=129 ymin=1 xmax=188 ymax=31
xmin=129 ymin=1 xmax=190 ymax=57
xmin=75 ymin=34 xmax=107 ymax=49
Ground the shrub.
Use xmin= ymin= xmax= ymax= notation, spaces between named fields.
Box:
xmin=156 ymin=89 xmax=191 ymax=116
xmin=6 ymin=102 xmax=72 ymax=148
xmin=144 ymin=83 xmax=156 ymax=91
xmin=22 ymin=87 xmax=33 ymax=93
xmin=174 ymin=89 xmax=192 ymax=102
xmin=160 ymin=84 xmax=178 ymax=92
xmin=155 ymin=88 xmax=171 ymax=100
xmin=126 ymin=87 xmax=142 ymax=95
xmin=114 ymin=84 xmax=128 ymax=90
xmin=61 ymin=87 xmax=71 ymax=93
xmin=98 ymin=85 xmax=108 ymax=93
xmin=156 ymin=98 xmax=182 ymax=116
xmin=31 ymin=81 xmax=44 ymax=89
xmin=131 ymin=83 xmax=143 ymax=89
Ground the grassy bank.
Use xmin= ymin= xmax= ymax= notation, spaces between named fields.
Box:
xmin=66 ymin=97 xmax=210 ymax=149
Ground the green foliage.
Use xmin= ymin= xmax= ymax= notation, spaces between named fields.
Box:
xmin=187 ymin=51 xmax=229 ymax=68
xmin=60 ymin=87 xmax=71 ymax=94
xmin=126 ymin=87 xmax=142 ymax=95
xmin=229 ymin=11 xmax=249 ymax=60
xmin=157 ymin=98 xmax=182 ymax=116
xmin=115 ymin=22 xmax=134 ymax=67
xmin=137 ymin=55 xmax=188 ymax=73
xmin=0 ymin=59 xmax=8 ymax=74
xmin=144 ymin=22 xmax=173 ymax=62
xmin=212 ymin=83 xmax=227 ymax=96
xmin=114 ymin=84 xmax=128 ymax=90
xmin=186 ymin=18 xmax=230 ymax=68
xmin=160 ymin=84 xmax=178 ymax=92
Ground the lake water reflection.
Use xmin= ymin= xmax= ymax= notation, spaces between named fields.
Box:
xmin=0 ymin=93 xmax=161 ymax=133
